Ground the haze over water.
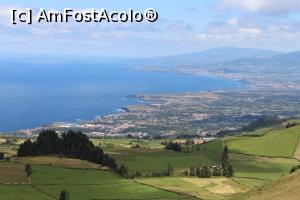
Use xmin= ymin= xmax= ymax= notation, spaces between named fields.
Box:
xmin=0 ymin=59 xmax=241 ymax=132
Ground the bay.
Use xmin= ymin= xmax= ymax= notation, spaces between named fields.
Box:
xmin=0 ymin=59 xmax=242 ymax=132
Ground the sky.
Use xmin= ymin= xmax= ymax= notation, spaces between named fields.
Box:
xmin=1 ymin=0 xmax=300 ymax=57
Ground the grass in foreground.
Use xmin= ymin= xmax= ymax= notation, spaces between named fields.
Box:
xmin=0 ymin=164 xmax=197 ymax=200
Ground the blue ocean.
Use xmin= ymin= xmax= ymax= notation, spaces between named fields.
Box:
xmin=0 ymin=58 xmax=241 ymax=132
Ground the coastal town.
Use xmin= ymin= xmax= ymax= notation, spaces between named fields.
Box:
xmin=17 ymin=90 xmax=300 ymax=139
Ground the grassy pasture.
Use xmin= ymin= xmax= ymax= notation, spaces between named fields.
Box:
xmin=137 ymin=177 xmax=249 ymax=200
xmin=0 ymin=185 xmax=53 ymax=200
xmin=14 ymin=156 xmax=102 ymax=170
xmin=102 ymin=137 xmax=298 ymax=188
xmin=225 ymin=125 xmax=300 ymax=158
xmin=232 ymin=170 xmax=300 ymax=200
xmin=108 ymin=140 xmax=223 ymax=174
xmin=25 ymin=165 xmax=196 ymax=200
xmin=0 ymin=124 xmax=299 ymax=199
xmin=230 ymin=153 xmax=298 ymax=181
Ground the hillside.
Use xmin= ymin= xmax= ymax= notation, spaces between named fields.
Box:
xmin=224 ymin=125 xmax=300 ymax=157
xmin=129 ymin=47 xmax=281 ymax=68
xmin=233 ymin=170 xmax=300 ymax=200
xmin=129 ymin=47 xmax=300 ymax=89
xmin=218 ymin=51 xmax=300 ymax=73
xmin=0 ymin=123 xmax=300 ymax=199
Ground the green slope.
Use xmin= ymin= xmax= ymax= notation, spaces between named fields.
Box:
xmin=225 ymin=125 xmax=300 ymax=157
xmin=232 ymin=170 xmax=300 ymax=200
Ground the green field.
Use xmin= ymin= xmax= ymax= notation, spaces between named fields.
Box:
xmin=225 ymin=125 xmax=300 ymax=157
xmin=0 ymin=123 xmax=299 ymax=199
xmin=97 ymin=138 xmax=297 ymax=182
xmin=0 ymin=163 xmax=197 ymax=200
xmin=106 ymin=140 xmax=223 ymax=174
xmin=230 ymin=153 xmax=298 ymax=181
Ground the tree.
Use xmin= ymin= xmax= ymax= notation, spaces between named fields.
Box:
xmin=134 ymin=171 xmax=142 ymax=177
xmin=221 ymin=145 xmax=234 ymax=177
xmin=117 ymin=164 xmax=129 ymax=178
xmin=25 ymin=163 xmax=32 ymax=183
xmin=59 ymin=190 xmax=70 ymax=200
xmin=18 ymin=139 xmax=36 ymax=157
xmin=0 ymin=152 xmax=4 ymax=160
xmin=196 ymin=165 xmax=201 ymax=177
xmin=183 ymin=170 xmax=189 ymax=176
xmin=197 ymin=164 xmax=211 ymax=178
xmin=167 ymin=163 xmax=174 ymax=176
xmin=226 ymin=162 xmax=234 ymax=177
xmin=212 ymin=166 xmax=222 ymax=176
xmin=222 ymin=145 xmax=229 ymax=167
xmin=189 ymin=166 xmax=196 ymax=176
xmin=165 ymin=141 xmax=182 ymax=152
xmin=25 ymin=164 xmax=32 ymax=177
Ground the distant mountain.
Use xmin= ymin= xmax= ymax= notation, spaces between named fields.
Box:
xmin=212 ymin=50 xmax=300 ymax=74
xmin=128 ymin=47 xmax=300 ymax=89
xmin=129 ymin=47 xmax=282 ymax=68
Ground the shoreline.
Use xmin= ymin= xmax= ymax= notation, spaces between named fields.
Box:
xmin=3 ymin=68 xmax=300 ymax=136
xmin=1 ymin=71 xmax=245 ymax=135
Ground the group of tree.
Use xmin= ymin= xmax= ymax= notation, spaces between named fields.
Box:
xmin=185 ymin=164 xmax=214 ymax=178
xmin=17 ymin=130 xmax=118 ymax=169
xmin=116 ymin=163 xmax=174 ymax=178
xmin=142 ymin=163 xmax=174 ymax=178
xmin=115 ymin=164 xmax=142 ymax=179
xmin=184 ymin=146 xmax=234 ymax=178
xmin=163 ymin=141 xmax=182 ymax=152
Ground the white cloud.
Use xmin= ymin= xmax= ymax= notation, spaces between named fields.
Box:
xmin=191 ymin=16 xmax=300 ymax=47
xmin=219 ymin=0 xmax=300 ymax=15
xmin=166 ymin=21 xmax=194 ymax=32
xmin=227 ymin=18 xmax=239 ymax=26
xmin=239 ymin=27 xmax=261 ymax=35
